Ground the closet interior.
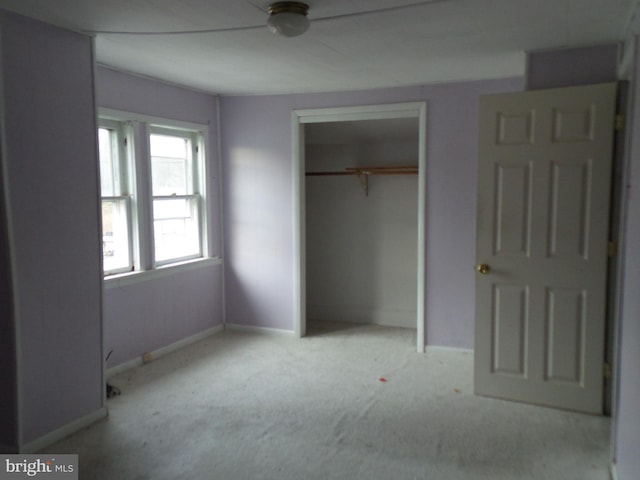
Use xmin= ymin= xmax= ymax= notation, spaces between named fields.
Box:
xmin=305 ymin=117 xmax=420 ymax=333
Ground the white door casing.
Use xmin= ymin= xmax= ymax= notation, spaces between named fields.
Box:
xmin=474 ymin=83 xmax=616 ymax=414
xmin=292 ymin=102 xmax=427 ymax=352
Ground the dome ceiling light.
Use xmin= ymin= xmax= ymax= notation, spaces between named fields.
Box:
xmin=267 ymin=2 xmax=310 ymax=38
xmin=90 ymin=1 xmax=448 ymax=37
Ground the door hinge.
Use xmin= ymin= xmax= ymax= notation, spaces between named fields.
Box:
xmin=615 ymin=114 xmax=624 ymax=132
xmin=608 ymin=241 xmax=617 ymax=257
xmin=604 ymin=362 xmax=612 ymax=380
xmin=123 ymin=137 xmax=128 ymax=147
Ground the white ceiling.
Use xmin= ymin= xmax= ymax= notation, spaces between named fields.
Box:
xmin=0 ymin=0 xmax=635 ymax=95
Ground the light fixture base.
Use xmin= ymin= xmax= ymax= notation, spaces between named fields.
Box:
xmin=267 ymin=2 xmax=310 ymax=37
xmin=268 ymin=2 xmax=309 ymax=16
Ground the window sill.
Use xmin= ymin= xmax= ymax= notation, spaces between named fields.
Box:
xmin=104 ymin=257 xmax=223 ymax=290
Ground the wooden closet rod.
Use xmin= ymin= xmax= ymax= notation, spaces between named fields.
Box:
xmin=306 ymin=165 xmax=418 ymax=176
xmin=306 ymin=165 xmax=418 ymax=196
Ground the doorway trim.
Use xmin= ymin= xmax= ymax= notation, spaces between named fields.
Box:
xmin=292 ymin=102 xmax=427 ymax=352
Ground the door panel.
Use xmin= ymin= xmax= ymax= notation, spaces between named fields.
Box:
xmin=494 ymin=162 xmax=532 ymax=256
xmin=545 ymin=287 xmax=585 ymax=384
xmin=475 ymin=83 xmax=616 ymax=414
xmin=492 ymin=284 xmax=528 ymax=377
xmin=548 ymin=159 xmax=591 ymax=259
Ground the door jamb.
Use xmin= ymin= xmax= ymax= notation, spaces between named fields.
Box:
xmin=292 ymin=102 xmax=427 ymax=352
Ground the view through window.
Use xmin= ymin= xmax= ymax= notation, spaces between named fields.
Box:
xmin=150 ymin=131 xmax=202 ymax=263
xmin=98 ymin=125 xmax=132 ymax=274
xmin=97 ymin=115 xmax=207 ymax=275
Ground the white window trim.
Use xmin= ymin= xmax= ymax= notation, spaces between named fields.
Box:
xmin=101 ymin=195 xmax=133 ymax=275
xmin=98 ymin=108 xmax=216 ymax=280
xmin=104 ymin=256 xmax=222 ymax=289
xmin=98 ymin=119 xmax=134 ymax=275
xmin=148 ymin=126 xmax=206 ymax=266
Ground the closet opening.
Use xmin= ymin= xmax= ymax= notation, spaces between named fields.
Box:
xmin=292 ymin=103 xmax=427 ymax=352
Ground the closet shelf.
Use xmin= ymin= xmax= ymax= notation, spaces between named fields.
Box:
xmin=306 ymin=165 xmax=418 ymax=196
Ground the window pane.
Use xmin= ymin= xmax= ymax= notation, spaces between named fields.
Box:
xmin=102 ymin=199 xmax=131 ymax=273
xmin=98 ymin=128 xmax=116 ymax=196
xmin=153 ymin=197 xmax=200 ymax=263
xmin=150 ymin=134 xmax=192 ymax=196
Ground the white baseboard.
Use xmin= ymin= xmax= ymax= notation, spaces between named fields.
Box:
xmin=107 ymin=324 xmax=224 ymax=378
xmin=307 ymin=305 xmax=417 ymax=329
xmin=610 ymin=463 xmax=619 ymax=480
xmin=225 ymin=323 xmax=294 ymax=337
xmin=21 ymin=406 xmax=108 ymax=453
xmin=425 ymin=345 xmax=474 ymax=355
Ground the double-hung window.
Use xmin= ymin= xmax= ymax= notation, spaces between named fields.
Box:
xmin=98 ymin=120 xmax=133 ymax=275
xmin=149 ymin=127 xmax=204 ymax=264
xmin=98 ymin=112 xmax=209 ymax=276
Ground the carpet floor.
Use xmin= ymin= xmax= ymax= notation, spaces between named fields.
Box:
xmin=42 ymin=321 xmax=611 ymax=479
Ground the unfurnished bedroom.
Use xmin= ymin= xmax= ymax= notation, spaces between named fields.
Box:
xmin=0 ymin=1 xmax=639 ymax=480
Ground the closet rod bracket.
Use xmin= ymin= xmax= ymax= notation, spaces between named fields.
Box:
xmin=357 ymin=172 xmax=369 ymax=196
xmin=305 ymin=165 xmax=417 ymax=197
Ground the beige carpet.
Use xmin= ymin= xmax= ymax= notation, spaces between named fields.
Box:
xmin=42 ymin=321 xmax=611 ymax=479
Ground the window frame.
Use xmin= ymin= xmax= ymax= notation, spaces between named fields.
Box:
xmin=149 ymin=125 xmax=206 ymax=266
xmin=98 ymin=109 xmax=212 ymax=279
xmin=98 ymin=119 xmax=134 ymax=276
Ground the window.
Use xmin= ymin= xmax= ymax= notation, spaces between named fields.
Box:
xmin=150 ymin=128 xmax=204 ymax=264
xmin=98 ymin=113 xmax=209 ymax=276
xmin=98 ymin=121 xmax=133 ymax=275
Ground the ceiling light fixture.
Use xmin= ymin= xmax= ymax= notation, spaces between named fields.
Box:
xmin=91 ymin=1 xmax=449 ymax=36
xmin=267 ymin=2 xmax=310 ymax=38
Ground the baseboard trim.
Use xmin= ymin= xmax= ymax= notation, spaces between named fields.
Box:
xmin=306 ymin=307 xmax=417 ymax=330
xmin=107 ymin=324 xmax=224 ymax=378
xmin=425 ymin=345 xmax=474 ymax=355
xmin=21 ymin=406 xmax=108 ymax=454
xmin=225 ymin=323 xmax=295 ymax=337
xmin=610 ymin=463 xmax=619 ymax=480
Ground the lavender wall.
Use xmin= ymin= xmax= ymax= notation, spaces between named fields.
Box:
xmin=613 ymin=34 xmax=640 ymax=480
xmin=96 ymin=67 xmax=221 ymax=185
xmin=95 ymin=67 xmax=224 ymax=369
xmin=0 ymin=11 xmax=103 ymax=444
xmin=527 ymin=44 xmax=619 ymax=90
xmin=220 ymin=77 xmax=524 ymax=347
xmin=105 ymin=267 xmax=223 ymax=366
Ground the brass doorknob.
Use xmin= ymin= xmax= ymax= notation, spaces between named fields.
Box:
xmin=476 ymin=264 xmax=490 ymax=274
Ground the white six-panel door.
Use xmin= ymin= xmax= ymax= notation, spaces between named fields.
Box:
xmin=474 ymin=83 xmax=616 ymax=414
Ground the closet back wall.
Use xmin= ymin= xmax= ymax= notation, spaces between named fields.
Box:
xmin=306 ymin=138 xmax=419 ymax=328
